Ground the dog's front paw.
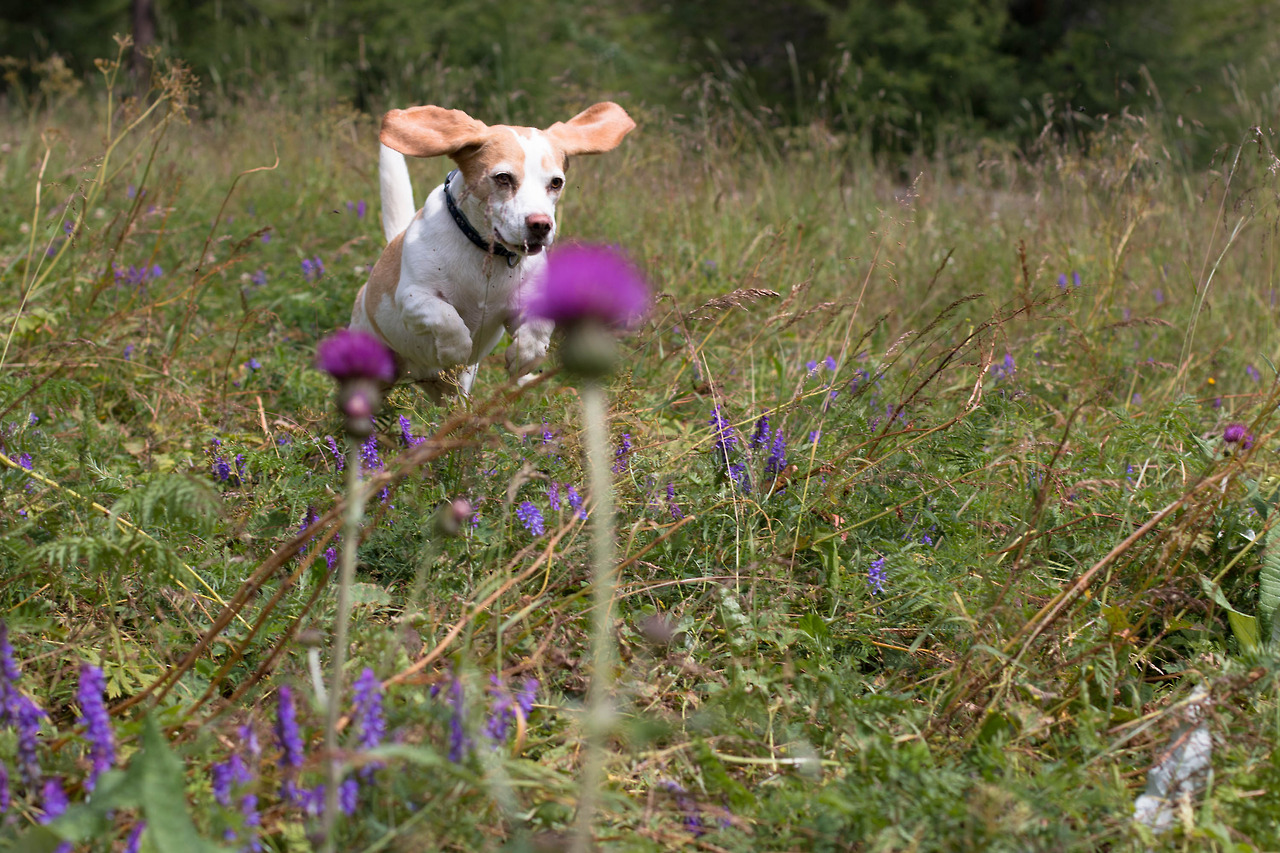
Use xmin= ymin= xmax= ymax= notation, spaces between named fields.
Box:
xmin=505 ymin=320 xmax=553 ymax=378
xmin=429 ymin=322 xmax=474 ymax=368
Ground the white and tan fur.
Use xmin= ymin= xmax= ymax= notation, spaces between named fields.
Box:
xmin=350 ymin=102 xmax=635 ymax=397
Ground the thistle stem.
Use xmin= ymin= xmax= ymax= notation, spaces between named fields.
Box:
xmin=321 ymin=438 xmax=365 ymax=851
xmin=571 ymin=381 xmax=617 ymax=853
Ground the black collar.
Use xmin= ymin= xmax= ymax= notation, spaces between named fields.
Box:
xmin=443 ymin=170 xmax=519 ymax=268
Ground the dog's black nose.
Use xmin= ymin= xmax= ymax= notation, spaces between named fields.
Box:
xmin=526 ymin=214 xmax=552 ymax=239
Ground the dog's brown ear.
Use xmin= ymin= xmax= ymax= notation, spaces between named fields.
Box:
xmin=380 ymin=106 xmax=489 ymax=158
xmin=544 ymin=102 xmax=636 ymax=156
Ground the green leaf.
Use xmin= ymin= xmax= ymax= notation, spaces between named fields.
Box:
xmin=1260 ymin=523 xmax=1280 ymax=637
xmin=1200 ymin=575 xmax=1260 ymax=651
xmin=135 ymin=716 xmax=226 ymax=853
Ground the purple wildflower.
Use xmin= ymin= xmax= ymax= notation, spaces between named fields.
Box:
xmin=1057 ymin=273 xmax=1068 ymax=288
xmin=123 ymin=344 xmax=134 ymax=361
xmin=666 ymin=482 xmax=683 ymax=520
xmin=301 ymin=256 xmax=325 ymax=282
xmin=1072 ymin=270 xmax=1081 ymax=287
xmin=250 ymin=269 xmax=268 ymax=287
xmin=76 ymin=663 xmax=114 ymax=791
xmin=990 ymin=352 xmax=1016 ymax=383
xmin=0 ymin=764 xmax=8 ymax=813
xmin=446 ymin=675 xmax=469 ymax=762
xmin=613 ymin=433 xmax=633 ymax=473
xmin=824 ymin=355 xmax=837 ymax=371
xmin=398 ymin=415 xmax=424 ymax=447
xmin=548 ymin=482 xmax=562 ymax=511
xmin=1246 ymin=364 xmax=1261 ymax=383
xmin=868 ymin=557 xmax=886 ymax=594
xmin=567 ymin=486 xmax=587 ymax=520
xmin=16 ymin=453 xmax=32 ymax=470
xmin=40 ymin=776 xmax=67 ymax=824
xmin=274 ymin=685 xmax=305 ymax=782
xmin=315 ymin=329 xmax=396 ymax=383
xmin=661 ymin=780 xmax=705 ymax=838
xmin=806 ymin=359 xmax=819 ymax=375
xmin=351 ymin=668 xmax=385 ymax=753
xmin=245 ymin=358 xmax=262 ymax=371
xmin=809 ymin=430 xmax=820 ymax=445
xmin=14 ymin=693 xmax=45 ymax=786
xmin=516 ymin=501 xmax=545 ymax=536
xmin=765 ymin=430 xmax=787 ymax=480
xmin=1224 ymin=422 xmax=1255 ymax=450
xmin=325 ymin=436 xmax=345 ymax=470
xmin=124 ymin=824 xmax=145 ymax=853
xmin=750 ymin=415 xmax=771 ymax=449
xmin=212 ymin=754 xmax=248 ymax=807
xmin=484 ymin=677 xmax=515 ymax=744
xmin=1155 ymin=287 xmax=1164 ymax=304
xmin=356 ymin=200 xmax=367 ymax=219
xmin=709 ymin=407 xmax=736 ymax=464
xmin=524 ymin=244 xmax=649 ymax=328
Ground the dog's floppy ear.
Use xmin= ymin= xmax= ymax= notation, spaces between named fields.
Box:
xmin=544 ymin=102 xmax=636 ymax=156
xmin=380 ymin=106 xmax=489 ymax=158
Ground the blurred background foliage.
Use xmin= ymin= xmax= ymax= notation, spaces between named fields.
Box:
xmin=1 ymin=0 xmax=1279 ymax=159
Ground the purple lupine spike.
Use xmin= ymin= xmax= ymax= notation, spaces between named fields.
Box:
xmin=0 ymin=763 xmax=9 ymax=813
xmin=447 ymin=675 xmax=469 ymax=763
xmin=516 ymin=501 xmax=545 ymax=536
xmin=275 ymin=686 xmax=304 ymax=771
xmin=765 ymin=430 xmax=787 ymax=480
xmin=750 ymin=415 xmax=771 ymax=449
xmin=123 ymin=823 xmax=145 ymax=853
xmin=484 ymin=676 xmax=515 ymax=744
xmin=324 ymin=435 xmax=345 ymax=470
xmin=14 ymin=693 xmax=45 ymax=786
xmin=868 ymin=557 xmax=886 ymax=595
xmin=547 ymin=482 xmax=561 ymax=511
xmin=666 ymin=482 xmax=683 ymax=520
xmin=709 ymin=407 xmax=736 ymax=463
xmin=351 ymin=668 xmax=385 ymax=752
xmin=76 ymin=663 xmax=115 ymax=791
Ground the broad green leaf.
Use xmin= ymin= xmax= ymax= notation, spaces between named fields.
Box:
xmin=1260 ymin=523 xmax=1280 ymax=636
xmin=1200 ymin=576 xmax=1260 ymax=651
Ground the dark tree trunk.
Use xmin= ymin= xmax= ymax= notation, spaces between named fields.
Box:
xmin=131 ymin=0 xmax=157 ymax=87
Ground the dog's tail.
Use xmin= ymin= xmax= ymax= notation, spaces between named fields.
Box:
xmin=379 ymin=144 xmax=416 ymax=243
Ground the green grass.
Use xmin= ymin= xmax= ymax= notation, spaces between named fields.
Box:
xmin=2 ymin=48 xmax=1280 ymax=852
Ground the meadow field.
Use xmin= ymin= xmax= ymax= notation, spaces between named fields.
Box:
xmin=3 ymin=44 xmax=1280 ymax=852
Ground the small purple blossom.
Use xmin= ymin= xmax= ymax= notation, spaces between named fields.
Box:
xmin=824 ymin=355 xmax=837 ymax=371
xmin=250 ymin=269 xmax=268 ymax=287
xmin=14 ymin=693 xmax=45 ymax=786
xmin=124 ymin=823 xmax=145 ymax=853
xmin=356 ymin=200 xmax=367 ymax=219
xmin=76 ymin=663 xmax=115 ymax=791
xmin=868 ymin=557 xmax=886 ymax=594
xmin=245 ymin=358 xmax=262 ymax=371
xmin=325 ymin=436 xmax=345 ymax=470
xmin=446 ymin=675 xmax=469 ymax=763
xmin=613 ymin=433 xmax=633 ymax=473
xmin=1057 ymin=272 xmax=1068 ymax=289
xmin=301 ymin=256 xmax=325 ymax=282
xmin=709 ymin=406 xmax=737 ymax=464
xmin=1246 ymin=364 xmax=1261 ymax=383
xmin=666 ymin=482 xmax=683 ymax=520
xmin=123 ymin=344 xmax=135 ymax=361
xmin=751 ymin=416 xmax=771 ymax=449
xmin=315 ymin=329 xmax=397 ymax=383
xmin=399 ymin=415 xmax=424 ymax=447
xmin=39 ymin=776 xmax=67 ymax=824
xmin=548 ymin=482 xmax=562 ymax=511
xmin=524 ymin=244 xmax=649 ymax=328
xmin=1073 ymin=270 xmax=1081 ymax=287
xmin=351 ymin=668 xmax=385 ymax=752
xmin=765 ymin=430 xmax=787 ymax=480
xmin=806 ymin=359 xmax=819 ymax=375
xmin=516 ymin=501 xmax=545 ymax=536
xmin=0 ymin=763 xmax=9 ymax=813
xmin=990 ymin=352 xmax=1016 ymax=383
xmin=275 ymin=686 xmax=305 ymax=772
xmin=567 ymin=486 xmax=587 ymax=520
xmin=1224 ymin=423 xmax=1255 ymax=450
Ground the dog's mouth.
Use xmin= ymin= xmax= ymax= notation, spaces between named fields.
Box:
xmin=494 ymin=229 xmax=547 ymax=256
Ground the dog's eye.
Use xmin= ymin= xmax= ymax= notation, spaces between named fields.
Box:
xmin=492 ymin=172 xmax=515 ymax=188
xmin=549 ymin=177 xmax=564 ymax=191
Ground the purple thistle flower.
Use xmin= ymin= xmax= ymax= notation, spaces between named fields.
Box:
xmin=76 ymin=663 xmax=114 ymax=791
xmin=868 ymin=557 xmax=886 ymax=594
xmin=548 ymin=482 xmax=562 ymax=511
xmin=765 ymin=430 xmax=787 ymax=480
xmin=1224 ymin=423 xmax=1248 ymax=444
xmin=750 ymin=416 xmax=771 ymax=449
xmin=124 ymin=824 xmax=145 ymax=853
xmin=315 ymin=329 xmax=396 ymax=383
xmin=524 ymin=244 xmax=649 ymax=328
xmin=274 ymin=686 xmax=305 ymax=772
xmin=516 ymin=501 xmax=545 ymax=537
xmin=613 ymin=433 xmax=633 ymax=473
xmin=567 ymin=486 xmax=587 ymax=520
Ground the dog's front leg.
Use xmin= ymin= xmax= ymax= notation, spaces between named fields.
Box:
xmin=505 ymin=317 xmax=554 ymax=386
xmin=401 ymin=293 xmax=475 ymax=371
